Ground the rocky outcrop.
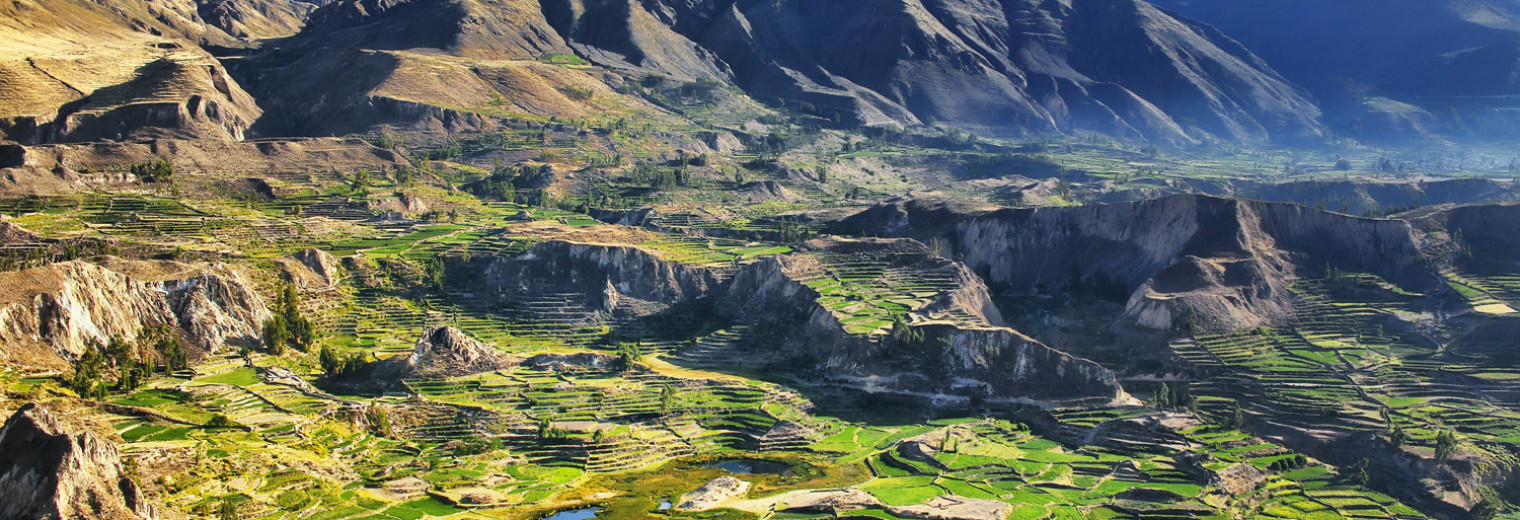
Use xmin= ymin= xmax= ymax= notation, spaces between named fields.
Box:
xmin=852 ymin=194 xmax=1438 ymax=332
xmin=472 ymin=239 xmax=721 ymax=311
xmin=0 ymin=259 xmax=269 ymax=368
xmin=280 ymin=248 xmax=343 ymax=289
xmin=723 ymin=237 xmax=1128 ymax=406
xmin=198 ymin=0 xmax=320 ymax=40
xmin=373 ymin=326 xmax=516 ymax=380
xmin=0 ymin=215 xmax=44 ymax=245
xmin=448 ymin=234 xmax=1125 ymax=406
xmin=692 ymin=0 xmax=1323 ymax=142
xmin=1235 ymin=178 xmax=1520 ymax=218
xmin=523 ymin=352 xmax=619 ymax=372
xmin=677 ymin=476 xmax=750 ymax=511
xmin=0 ymin=403 xmax=157 ymax=520
xmin=890 ymin=496 xmax=1013 ymax=520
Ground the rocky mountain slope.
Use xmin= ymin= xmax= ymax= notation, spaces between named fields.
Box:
xmin=0 ymin=0 xmax=264 ymax=144
xmin=1152 ymin=0 xmax=1520 ymax=139
xmin=0 ymin=257 xmax=269 ymax=368
xmin=0 ymin=0 xmax=1337 ymax=143
xmin=241 ymin=0 xmax=1323 ymax=142
xmin=0 ymin=403 xmax=157 ymax=520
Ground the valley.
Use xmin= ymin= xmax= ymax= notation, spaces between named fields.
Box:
xmin=4 ymin=1 xmax=1520 ymax=520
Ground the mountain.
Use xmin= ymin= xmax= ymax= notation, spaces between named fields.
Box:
xmin=1151 ymin=0 xmax=1520 ymax=140
xmin=242 ymin=0 xmax=1324 ymax=143
xmin=0 ymin=0 xmax=263 ymax=144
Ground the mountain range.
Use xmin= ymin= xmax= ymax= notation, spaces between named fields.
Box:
xmin=1 ymin=0 xmax=1517 ymax=144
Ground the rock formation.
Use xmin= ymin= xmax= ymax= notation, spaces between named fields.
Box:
xmin=723 ymin=237 xmax=1129 ymax=406
xmin=280 ymin=248 xmax=343 ymax=289
xmin=373 ymin=326 xmax=516 ymax=380
xmin=0 ymin=402 xmax=157 ymax=520
xmin=0 ymin=259 xmax=269 ymax=368
xmin=846 ymin=194 xmax=1439 ymax=332
xmin=677 ymin=475 xmax=750 ymax=511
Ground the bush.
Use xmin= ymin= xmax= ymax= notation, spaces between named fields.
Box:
xmin=206 ymin=414 xmax=239 ymax=429
xmin=131 ymin=160 xmax=174 ymax=183
xmin=562 ymin=86 xmax=595 ymax=101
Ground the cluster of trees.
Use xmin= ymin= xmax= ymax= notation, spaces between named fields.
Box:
xmin=959 ymin=153 xmax=1067 ymax=180
xmin=1151 ymin=382 xmax=1198 ymax=412
xmin=1388 ymin=422 xmax=1409 ymax=448
xmin=468 ymin=162 xmax=555 ymax=203
xmin=1267 ymin=454 xmax=1309 ymax=472
xmin=262 ymin=283 xmax=315 ymax=355
xmin=367 ymin=405 xmax=391 ymax=437
xmin=660 ymin=384 xmax=676 ymax=414
xmin=616 ymin=342 xmax=643 ymax=373
xmin=318 ymin=345 xmax=367 ymax=378
xmin=391 ymin=165 xmax=417 ymax=187
xmin=63 ymin=326 xmax=186 ymax=398
xmin=630 ymin=162 xmax=690 ymax=191
xmin=890 ymin=315 xmax=925 ymax=345
xmin=413 ymin=139 xmax=464 ymax=161
xmin=131 ymin=160 xmax=174 ymax=183
xmin=1343 ymin=458 xmax=1370 ymax=486
xmin=348 ymin=169 xmax=372 ymax=194
xmin=775 ymin=217 xmax=815 ymax=244
xmin=536 ymin=417 xmax=570 ymax=441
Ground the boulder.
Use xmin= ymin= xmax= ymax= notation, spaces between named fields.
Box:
xmin=0 ymin=403 xmax=157 ymax=520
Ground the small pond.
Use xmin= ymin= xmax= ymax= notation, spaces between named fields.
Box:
xmin=540 ymin=507 xmax=600 ymax=520
xmin=704 ymin=459 xmax=796 ymax=476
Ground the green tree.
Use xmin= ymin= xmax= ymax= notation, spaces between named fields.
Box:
xmin=660 ymin=385 xmax=676 ymax=414
xmin=262 ymin=318 xmax=288 ymax=355
xmin=1228 ymin=401 xmax=1245 ymax=429
xmin=1389 ymin=423 xmax=1408 ymax=448
xmin=1436 ymin=430 xmax=1459 ymax=462
xmin=617 ymin=343 xmax=643 ymax=373
xmin=148 ymin=326 xmax=187 ymax=372
xmin=1345 ymin=458 xmax=1369 ymax=486
xmin=206 ymin=414 xmax=238 ymax=429
xmin=64 ymin=346 xmax=107 ymax=399
xmin=368 ymin=405 xmax=392 ymax=437
xmin=218 ymin=496 xmax=240 ymax=520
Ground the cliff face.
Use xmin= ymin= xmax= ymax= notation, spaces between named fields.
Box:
xmin=0 ymin=402 xmax=157 ymax=520
xmin=451 ymin=236 xmax=1126 ymax=405
xmin=722 ymin=238 xmax=1128 ymax=406
xmin=0 ymin=259 xmax=269 ymax=368
xmin=855 ymin=194 xmax=1436 ymax=332
xmin=473 ymin=239 xmax=721 ymax=310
